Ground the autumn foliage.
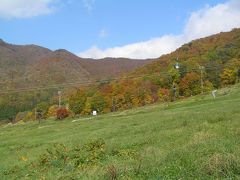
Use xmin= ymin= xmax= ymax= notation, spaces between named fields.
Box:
xmin=56 ymin=108 xmax=69 ymax=120
xmin=221 ymin=68 xmax=237 ymax=85
xmin=8 ymin=28 xmax=240 ymax=122
xmin=179 ymin=72 xmax=201 ymax=96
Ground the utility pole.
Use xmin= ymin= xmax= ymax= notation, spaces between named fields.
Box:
xmin=237 ymin=69 xmax=240 ymax=83
xmin=35 ymin=108 xmax=37 ymax=121
xmin=199 ymin=66 xmax=204 ymax=94
xmin=31 ymin=92 xmax=37 ymax=123
xmin=58 ymin=91 xmax=62 ymax=108
xmin=173 ymin=58 xmax=180 ymax=101
xmin=112 ymin=96 xmax=116 ymax=112
xmin=172 ymin=85 xmax=177 ymax=102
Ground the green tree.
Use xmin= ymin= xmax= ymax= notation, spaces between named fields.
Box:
xmin=91 ymin=92 xmax=107 ymax=113
xmin=168 ymin=67 xmax=180 ymax=84
xmin=69 ymin=90 xmax=87 ymax=115
xmin=221 ymin=68 xmax=237 ymax=86
xmin=83 ymin=97 xmax=93 ymax=115
xmin=36 ymin=102 xmax=49 ymax=119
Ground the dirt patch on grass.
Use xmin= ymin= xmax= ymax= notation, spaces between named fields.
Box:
xmin=190 ymin=131 xmax=213 ymax=145
xmin=204 ymin=153 xmax=240 ymax=177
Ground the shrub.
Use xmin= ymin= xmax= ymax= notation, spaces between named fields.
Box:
xmin=35 ymin=139 xmax=106 ymax=169
xmin=36 ymin=102 xmax=49 ymax=119
xmin=47 ymin=105 xmax=58 ymax=118
xmin=56 ymin=108 xmax=69 ymax=120
xmin=157 ymin=88 xmax=170 ymax=102
xmin=15 ymin=111 xmax=29 ymax=122
xmin=221 ymin=68 xmax=237 ymax=86
xmin=23 ymin=111 xmax=34 ymax=122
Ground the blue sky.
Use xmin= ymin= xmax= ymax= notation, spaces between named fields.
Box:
xmin=0 ymin=0 xmax=240 ymax=59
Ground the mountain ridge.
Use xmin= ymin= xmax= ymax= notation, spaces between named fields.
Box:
xmin=0 ymin=40 xmax=153 ymax=89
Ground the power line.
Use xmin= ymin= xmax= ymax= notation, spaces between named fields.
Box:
xmin=0 ymin=64 xmax=224 ymax=85
xmin=0 ymin=67 xmax=221 ymax=94
xmin=0 ymin=73 xmax=166 ymax=94
xmin=0 ymin=66 xmax=224 ymax=94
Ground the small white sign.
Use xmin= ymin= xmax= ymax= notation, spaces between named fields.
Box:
xmin=92 ymin=111 xmax=97 ymax=116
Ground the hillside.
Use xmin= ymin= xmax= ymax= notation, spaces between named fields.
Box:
xmin=132 ymin=28 xmax=240 ymax=88
xmin=22 ymin=50 xmax=91 ymax=87
xmin=1 ymin=84 xmax=240 ymax=179
xmin=0 ymin=40 xmax=153 ymax=90
xmin=79 ymin=57 xmax=154 ymax=79
xmin=0 ymin=39 xmax=51 ymax=83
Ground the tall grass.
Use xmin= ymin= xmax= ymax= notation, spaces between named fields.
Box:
xmin=0 ymin=84 xmax=240 ymax=179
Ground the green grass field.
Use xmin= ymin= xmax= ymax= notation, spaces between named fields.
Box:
xmin=1 ymin=85 xmax=240 ymax=179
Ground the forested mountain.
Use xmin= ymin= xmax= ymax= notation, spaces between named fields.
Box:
xmin=0 ymin=39 xmax=51 ymax=83
xmin=0 ymin=40 xmax=153 ymax=90
xmin=78 ymin=57 xmax=154 ymax=79
xmin=0 ymin=28 xmax=240 ymax=121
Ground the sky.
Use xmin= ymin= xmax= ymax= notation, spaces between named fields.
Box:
xmin=0 ymin=0 xmax=240 ymax=59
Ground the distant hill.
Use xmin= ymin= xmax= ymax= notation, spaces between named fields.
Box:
xmin=79 ymin=57 xmax=153 ymax=79
xmin=0 ymin=40 xmax=153 ymax=90
xmin=0 ymin=39 xmax=51 ymax=82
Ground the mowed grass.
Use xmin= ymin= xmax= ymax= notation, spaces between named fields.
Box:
xmin=0 ymin=85 xmax=240 ymax=179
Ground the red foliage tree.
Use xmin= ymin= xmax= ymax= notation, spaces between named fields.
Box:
xmin=56 ymin=107 xmax=69 ymax=120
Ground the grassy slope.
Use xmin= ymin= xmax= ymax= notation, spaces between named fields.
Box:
xmin=0 ymin=85 xmax=240 ymax=179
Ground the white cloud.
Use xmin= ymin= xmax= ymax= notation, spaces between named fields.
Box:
xmin=81 ymin=35 xmax=183 ymax=59
xmin=0 ymin=0 xmax=57 ymax=18
xmin=79 ymin=0 xmax=240 ymax=59
xmin=184 ymin=1 xmax=240 ymax=41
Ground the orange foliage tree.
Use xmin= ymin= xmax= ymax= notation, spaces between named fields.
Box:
xmin=179 ymin=72 xmax=201 ymax=96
